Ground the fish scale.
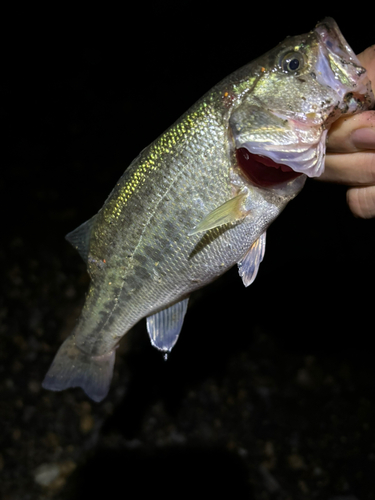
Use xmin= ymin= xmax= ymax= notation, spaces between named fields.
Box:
xmin=43 ymin=18 xmax=374 ymax=401
xmin=69 ymin=102 xmax=231 ymax=351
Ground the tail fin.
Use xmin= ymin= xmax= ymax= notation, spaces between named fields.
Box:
xmin=42 ymin=335 xmax=116 ymax=402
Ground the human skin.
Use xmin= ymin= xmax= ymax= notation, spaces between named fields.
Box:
xmin=323 ymin=45 xmax=375 ymax=218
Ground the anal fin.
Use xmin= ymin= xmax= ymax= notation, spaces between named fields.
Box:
xmin=238 ymin=231 xmax=266 ymax=287
xmin=42 ymin=335 xmax=115 ymax=402
xmin=146 ymin=298 xmax=189 ymax=356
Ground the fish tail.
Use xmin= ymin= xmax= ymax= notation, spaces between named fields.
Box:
xmin=42 ymin=335 xmax=116 ymax=402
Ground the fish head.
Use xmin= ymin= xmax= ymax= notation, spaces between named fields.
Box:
xmin=229 ymin=17 xmax=374 ymax=195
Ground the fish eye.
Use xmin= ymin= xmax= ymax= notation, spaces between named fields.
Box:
xmin=280 ymin=51 xmax=305 ymax=73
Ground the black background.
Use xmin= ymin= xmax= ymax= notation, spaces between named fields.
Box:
xmin=2 ymin=6 xmax=375 ymax=500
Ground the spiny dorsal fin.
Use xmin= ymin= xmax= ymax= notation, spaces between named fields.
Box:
xmin=65 ymin=215 xmax=97 ymax=264
xmin=238 ymin=231 xmax=266 ymax=287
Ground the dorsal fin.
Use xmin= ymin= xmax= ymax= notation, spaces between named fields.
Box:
xmin=65 ymin=215 xmax=97 ymax=263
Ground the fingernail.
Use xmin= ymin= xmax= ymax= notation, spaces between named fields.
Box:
xmin=351 ymin=128 xmax=375 ymax=149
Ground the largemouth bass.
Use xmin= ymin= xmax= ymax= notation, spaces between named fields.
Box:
xmin=43 ymin=18 xmax=374 ymax=402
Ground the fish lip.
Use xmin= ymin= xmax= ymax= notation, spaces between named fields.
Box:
xmin=314 ymin=17 xmax=360 ymax=68
xmin=314 ymin=17 xmax=375 ymax=111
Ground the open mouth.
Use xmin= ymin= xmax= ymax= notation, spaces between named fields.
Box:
xmin=236 ymin=147 xmax=302 ymax=187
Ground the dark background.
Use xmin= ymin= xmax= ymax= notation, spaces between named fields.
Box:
xmin=2 ymin=7 xmax=375 ymax=500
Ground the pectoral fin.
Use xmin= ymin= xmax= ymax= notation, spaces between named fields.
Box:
xmin=189 ymin=192 xmax=249 ymax=235
xmin=238 ymin=232 xmax=266 ymax=287
xmin=146 ymin=298 xmax=189 ymax=357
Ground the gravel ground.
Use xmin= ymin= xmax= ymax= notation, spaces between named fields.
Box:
xmin=2 ymin=12 xmax=375 ymax=500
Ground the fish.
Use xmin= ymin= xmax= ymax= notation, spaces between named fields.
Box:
xmin=42 ymin=18 xmax=374 ymax=402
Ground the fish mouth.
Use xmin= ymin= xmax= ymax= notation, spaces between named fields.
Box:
xmin=236 ymin=147 xmax=303 ymax=187
xmin=314 ymin=18 xmax=374 ymax=115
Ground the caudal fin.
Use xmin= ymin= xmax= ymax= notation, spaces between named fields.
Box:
xmin=42 ymin=335 xmax=115 ymax=402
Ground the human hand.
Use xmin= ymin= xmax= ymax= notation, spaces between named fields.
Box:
xmin=322 ymin=45 xmax=375 ymax=218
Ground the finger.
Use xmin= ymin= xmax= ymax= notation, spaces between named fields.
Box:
xmin=326 ymin=111 xmax=375 ymax=153
xmin=321 ymin=150 xmax=375 ymax=185
xmin=347 ymin=185 xmax=375 ymax=218
xmin=357 ymin=45 xmax=375 ymax=86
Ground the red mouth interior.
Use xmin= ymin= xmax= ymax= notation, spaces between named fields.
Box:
xmin=236 ymin=147 xmax=302 ymax=187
